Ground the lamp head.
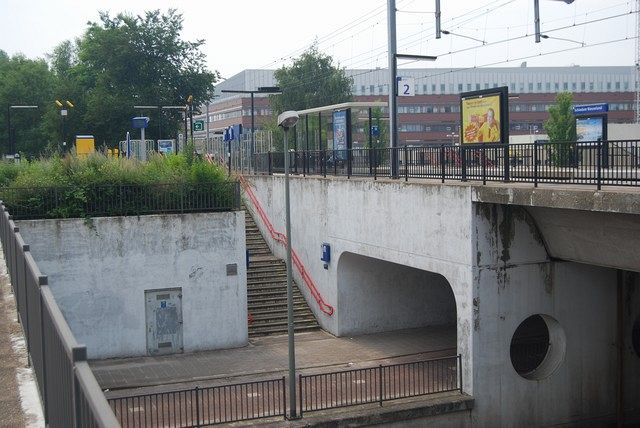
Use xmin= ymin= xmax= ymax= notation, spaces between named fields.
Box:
xmin=277 ymin=111 xmax=299 ymax=130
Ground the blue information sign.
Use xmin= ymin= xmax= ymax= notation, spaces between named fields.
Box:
xmin=573 ymin=103 xmax=608 ymax=115
xmin=132 ymin=116 xmax=150 ymax=129
xmin=371 ymin=125 xmax=380 ymax=137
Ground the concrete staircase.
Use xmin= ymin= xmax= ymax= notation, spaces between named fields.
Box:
xmin=244 ymin=209 xmax=320 ymax=337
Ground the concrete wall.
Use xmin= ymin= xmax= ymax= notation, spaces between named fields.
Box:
xmin=337 ymin=252 xmax=456 ymax=335
xmin=472 ymin=203 xmax=639 ymax=427
xmin=245 ymin=175 xmax=475 ymax=391
xmin=17 ymin=212 xmax=247 ymax=359
xmin=246 ymin=175 xmax=640 ymax=426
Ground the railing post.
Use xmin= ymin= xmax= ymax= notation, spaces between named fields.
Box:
xmin=374 ymin=150 xmax=378 ymax=180
xmin=482 ymin=147 xmax=487 ymax=185
xmin=195 ymin=386 xmax=200 ymax=427
xmin=404 ymin=145 xmax=408 ymax=182
xmin=533 ymin=141 xmax=539 ymax=187
xmin=298 ymin=374 xmax=303 ymax=418
xmin=347 ymin=149 xmax=352 ymax=178
xmin=379 ymin=365 xmax=384 ymax=406
xmin=458 ymin=355 xmax=463 ymax=393
xmin=323 ymin=150 xmax=327 ymax=178
xmin=503 ymin=143 xmax=510 ymax=182
xmin=303 ymin=150 xmax=306 ymax=177
xmin=440 ymin=145 xmax=445 ymax=183
xmin=461 ymin=146 xmax=467 ymax=182
xmin=597 ymin=140 xmax=602 ymax=190
xmin=268 ymin=152 xmax=272 ymax=175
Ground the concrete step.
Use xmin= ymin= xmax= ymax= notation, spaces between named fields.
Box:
xmin=249 ymin=321 xmax=320 ymax=336
xmin=247 ymin=304 xmax=311 ymax=316
xmin=247 ymin=288 xmax=303 ymax=298
xmin=248 ymin=294 xmax=307 ymax=306
xmin=250 ymin=311 xmax=317 ymax=323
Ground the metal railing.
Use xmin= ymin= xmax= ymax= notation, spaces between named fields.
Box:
xmin=0 ymin=181 xmax=241 ymax=220
xmin=298 ymin=355 xmax=462 ymax=416
xmin=109 ymin=377 xmax=286 ymax=427
xmin=252 ymin=140 xmax=640 ymax=189
xmin=0 ymin=203 xmax=120 ymax=427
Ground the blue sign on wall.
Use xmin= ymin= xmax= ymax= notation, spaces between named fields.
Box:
xmin=371 ymin=125 xmax=380 ymax=137
xmin=573 ymin=103 xmax=608 ymax=115
xmin=332 ymin=110 xmax=348 ymax=161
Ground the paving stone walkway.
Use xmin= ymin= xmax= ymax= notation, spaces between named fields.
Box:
xmin=91 ymin=325 xmax=456 ymax=396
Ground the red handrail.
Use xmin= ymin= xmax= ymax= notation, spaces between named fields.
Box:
xmin=239 ymin=175 xmax=334 ymax=316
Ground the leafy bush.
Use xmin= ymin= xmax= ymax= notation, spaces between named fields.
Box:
xmin=0 ymin=153 xmax=234 ymax=219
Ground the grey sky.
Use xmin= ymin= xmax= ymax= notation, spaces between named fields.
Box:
xmin=0 ymin=0 xmax=636 ymax=78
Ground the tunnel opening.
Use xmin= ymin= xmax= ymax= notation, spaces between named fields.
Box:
xmin=336 ymin=252 xmax=457 ymax=352
xmin=510 ymin=314 xmax=566 ymax=380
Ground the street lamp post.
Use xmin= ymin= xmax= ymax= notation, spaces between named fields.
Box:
xmin=6 ymin=104 xmax=38 ymax=156
xmin=55 ymin=100 xmax=74 ymax=153
xmin=278 ymin=110 xmax=300 ymax=420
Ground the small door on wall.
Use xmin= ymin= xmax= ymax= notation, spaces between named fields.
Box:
xmin=145 ymin=288 xmax=183 ymax=355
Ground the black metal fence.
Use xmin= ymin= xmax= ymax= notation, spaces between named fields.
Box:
xmin=108 ymin=378 xmax=286 ymax=427
xmin=0 ymin=203 xmax=119 ymax=427
xmin=254 ymin=140 xmax=640 ymax=189
xmin=108 ymin=356 xmax=462 ymax=426
xmin=0 ymin=181 xmax=241 ymax=220
xmin=299 ymin=355 xmax=462 ymax=416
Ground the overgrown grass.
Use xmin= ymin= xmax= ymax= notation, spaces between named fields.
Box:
xmin=0 ymin=152 xmax=234 ymax=219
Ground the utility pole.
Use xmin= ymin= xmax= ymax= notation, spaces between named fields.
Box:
xmin=387 ymin=0 xmax=399 ymax=178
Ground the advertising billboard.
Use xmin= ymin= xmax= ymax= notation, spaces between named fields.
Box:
xmin=332 ymin=109 xmax=349 ymax=160
xmin=576 ymin=116 xmax=605 ymax=142
xmin=459 ymin=86 xmax=509 ymax=144
xmin=158 ymin=139 xmax=175 ymax=155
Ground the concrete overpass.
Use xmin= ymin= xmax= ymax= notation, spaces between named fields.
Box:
xmin=241 ymin=173 xmax=640 ymax=427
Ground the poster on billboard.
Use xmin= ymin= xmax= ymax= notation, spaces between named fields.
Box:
xmin=575 ymin=114 xmax=607 ymax=146
xmin=158 ymin=139 xmax=175 ymax=155
xmin=459 ymin=86 xmax=508 ymax=144
xmin=332 ymin=109 xmax=349 ymax=160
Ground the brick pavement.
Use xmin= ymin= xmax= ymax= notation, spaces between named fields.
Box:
xmin=91 ymin=325 xmax=456 ymax=394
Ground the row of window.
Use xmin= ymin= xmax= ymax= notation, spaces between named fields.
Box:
xmin=356 ymin=80 xmax=633 ymax=96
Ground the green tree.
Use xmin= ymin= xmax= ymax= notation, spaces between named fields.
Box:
xmin=0 ymin=51 xmax=54 ymax=156
xmin=270 ymin=45 xmax=352 ymax=114
xmin=543 ymin=92 xmax=577 ymax=166
xmin=74 ymin=9 xmax=219 ymax=146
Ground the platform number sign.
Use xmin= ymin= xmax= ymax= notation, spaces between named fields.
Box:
xmin=398 ymin=77 xmax=415 ymax=97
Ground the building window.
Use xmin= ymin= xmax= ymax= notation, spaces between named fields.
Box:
xmin=379 ymin=85 xmax=384 ymax=94
xmin=607 ymin=82 xmax=612 ymax=90
xmin=441 ymin=83 xmax=446 ymax=93
xmin=554 ymin=82 xmax=559 ymax=91
xmin=510 ymin=83 xmax=515 ymax=92
xmin=519 ymin=83 xmax=524 ymax=92
xmin=571 ymin=82 xmax=576 ymax=91
xmin=494 ymin=83 xmax=498 ymax=88
xmin=624 ymin=81 xmax=629 ymax=91
xmin=369 ymin=85 xmax=374 ymax=94
xmin=563 ymin=82 xmax=568 ymax=90
xmin=546 ymin=82 xmax=551 ymax=92
xmin=537 ymin=82 xmax=542 ymax=91
xmin=360 ymin=85 xmax=365 ymax=94
xmin=467 ymin=83 xmax=472 ymax=91
xmin=527 ymin=83 xmax=533 ymax=92
xmin=432 ymin=84 xmax=436 ymax=93
xmin=615 ymin=81 xmax=621 ymax=90
xmin=580 ymin=82 xmax=586 ymax=91
xmin=484 ymin=83 xmax=489 ymax=89
xmin=475 ymin=83 xmax=480 ymax=90
xmin=458 ymin=83 xmax=463 ymax=92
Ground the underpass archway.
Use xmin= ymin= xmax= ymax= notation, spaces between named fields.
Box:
xmin=336 ymin=252 xmax=457 ymax=345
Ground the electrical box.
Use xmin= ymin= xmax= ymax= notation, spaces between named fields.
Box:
xmin=75 ymin=135 xmax=95 ymax=158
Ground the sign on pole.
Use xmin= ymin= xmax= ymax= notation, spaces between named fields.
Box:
xmin=193 ymin=120 xmax=205 ymax=131
xmin=397 ymin=77 xmax=415 ymax=97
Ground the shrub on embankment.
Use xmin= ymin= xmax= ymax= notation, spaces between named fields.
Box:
xmin=0 ymin=153 xmax=237 ymax=219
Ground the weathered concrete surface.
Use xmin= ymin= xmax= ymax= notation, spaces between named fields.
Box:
xmin=227 ymin=392 xmax=474 ymax=427
xmin=337 ymin=252 xmax=455 ymax=336
xmin=471 ymin=203 xmax=640 ymax=427
xmin=526 ymin=206 xmax=640 ymax=272
xmin=245 ymin=175 xmax=475 ymax=393
xmin=471 ymin=182 xmax=640 ymax=215
xmin=17 ymin=212 xmax=247 ymax=359
xmin=246 ymin=175 xmax=640 ymax=427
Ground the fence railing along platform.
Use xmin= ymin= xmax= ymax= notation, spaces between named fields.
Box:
xmin=109 ymin=355 xmax=462 ymax=427
xmin=0 ymin=181 xmax=241 ymax=220
xmin=252 ymin=140 xmax=640 ymax=189
xmin=0 ymin=203 xmax=119 ymax=427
